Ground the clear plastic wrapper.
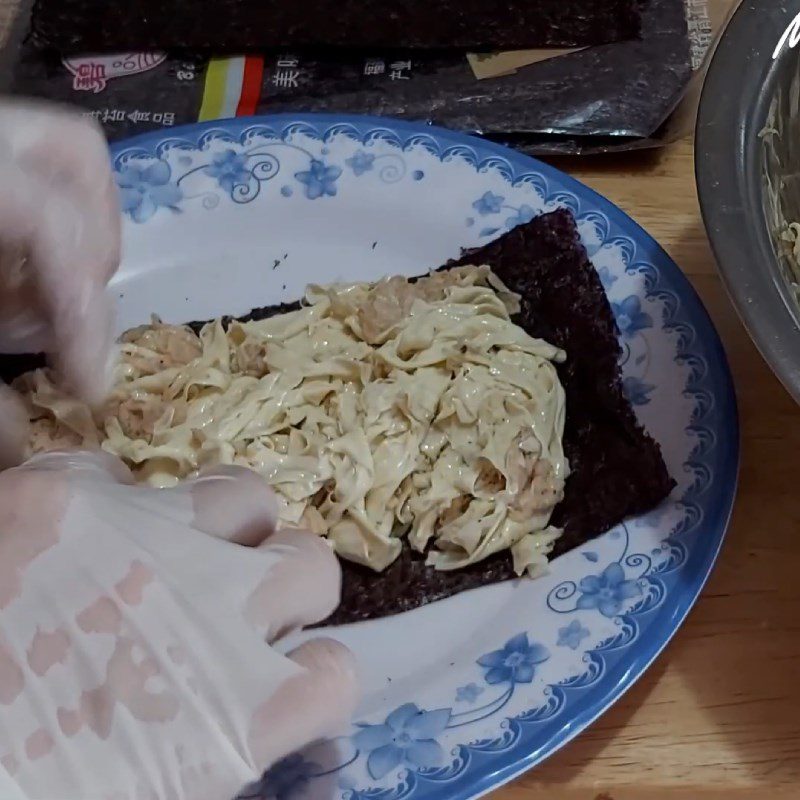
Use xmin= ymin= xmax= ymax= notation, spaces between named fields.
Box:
xmin=6 ymin=0 xmax=736 ymax=155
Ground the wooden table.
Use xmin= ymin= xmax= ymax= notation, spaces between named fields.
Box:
xmin=490 ymin=137 xmax=800 ymax=800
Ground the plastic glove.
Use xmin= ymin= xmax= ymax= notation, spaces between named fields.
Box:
xmin=0 ymin=451 xmax=358 ymax=800
xmin=0 ymin=101 xmax=120 ymax=468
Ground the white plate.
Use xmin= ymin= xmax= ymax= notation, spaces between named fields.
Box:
xmin=111 ymin=114 xmax=738 ymax=800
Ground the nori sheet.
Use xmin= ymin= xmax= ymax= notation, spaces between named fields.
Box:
xmin=29 ymin=0 xmax=641 ymax=52
xmin=0 ymin=209 xmax=675 ymax=624
xmin=322 ymin=208 xmax=674 ymax=624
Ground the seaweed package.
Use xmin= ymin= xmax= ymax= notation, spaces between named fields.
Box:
xmin=7 ymin=2 xmax=731 ymax=156
xmin=251 ymin=0 xmax=691 ymax=143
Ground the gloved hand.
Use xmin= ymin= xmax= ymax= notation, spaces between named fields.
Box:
xmin=0 ymin=101 xmax=120 ymax=468
xmin=0 ymin=451 xmax=358 ymax=800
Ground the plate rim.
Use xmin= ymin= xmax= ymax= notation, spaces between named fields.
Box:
xmin=109 ymin=113 xmax=740 ymax=799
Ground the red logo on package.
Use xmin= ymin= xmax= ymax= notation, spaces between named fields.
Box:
xmin=63 ymin=53 xmax=167 ymax=93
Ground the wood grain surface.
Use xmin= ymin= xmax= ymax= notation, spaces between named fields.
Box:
xmin=492 ymin=137 xmax=800 ymax=799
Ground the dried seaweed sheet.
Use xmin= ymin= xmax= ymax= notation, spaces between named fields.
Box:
xmin=0 ymin=209 xmax=674 ymax=624
xmin=29 ymin=0 xmax=641 ymax=52
xmin=321 ymin=208 xmax=674 ymax=623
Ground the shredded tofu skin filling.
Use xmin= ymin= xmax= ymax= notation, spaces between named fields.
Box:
xmin=15 ymin=265 xmax=570 ymax=576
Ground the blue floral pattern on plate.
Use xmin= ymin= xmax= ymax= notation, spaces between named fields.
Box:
xmin=477 ymin=633 xmax=550 ymax=685
xmin=109 ymin=115 xmax=737 ymax=800
xmin=596 ymin=265 xmax=618 ymax=289
xmin=354 ymin=705 xmax=451 ymax=780
xmin=113 ymin=136 xmax=415 ymax=221
xmin=205 ymin=149 xmax=252 ymax=193
xmin=455 ymin=684 xmax=484 ymax=704
xmin=472 ymin=191 xmax=505 ymax=216
xmin=612 ymin=295 xmax=654 ymax=338
xmin=295 ymin=159 xmax=342 ymax=200
xmin=576 ymin=563 xmax=642 ymax=618
xmin=346 ymin=150 xmax=376 ymax=176
xmin=556 ymin=621 xmax=591 ymax=651
xmin=116 ymin=161 xmax=182 ymax=223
